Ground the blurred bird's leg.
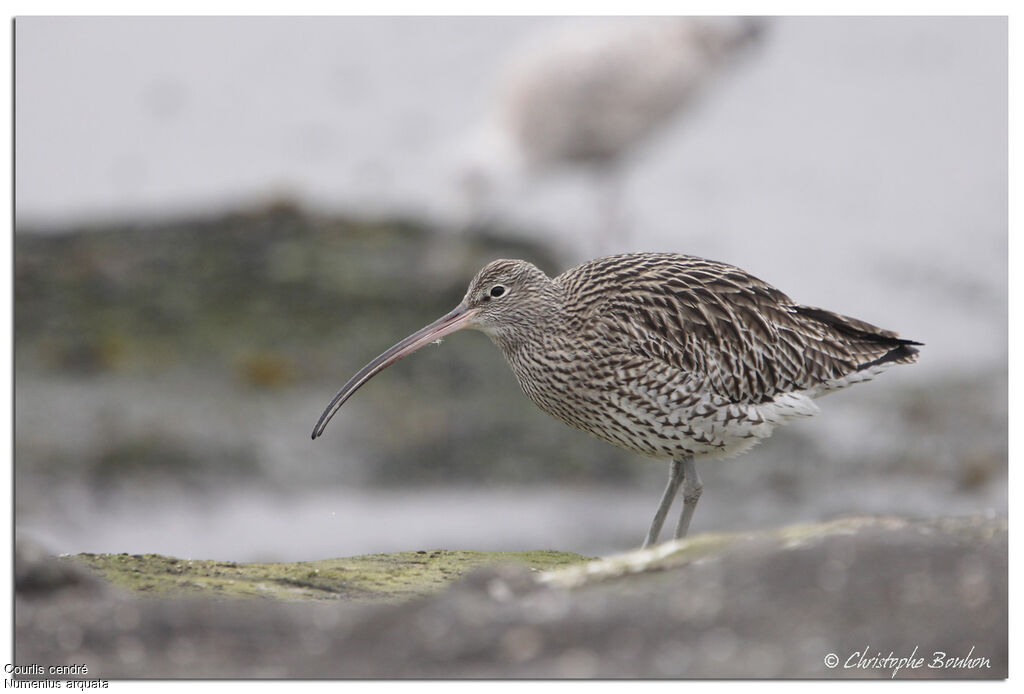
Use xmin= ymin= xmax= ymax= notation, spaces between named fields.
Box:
xmin=453 ymin=162 xmax=497 ymax=236
xmin=674 ymin=456 xmax=702 ymax=539
xmin=643 ymin=457 xmax=684 ymax=548
xmin=593 ymin=164 xmax=627 ymax=255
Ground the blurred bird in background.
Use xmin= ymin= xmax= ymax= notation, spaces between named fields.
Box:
xmin=459 ymin=17 xmax=766 ymax=253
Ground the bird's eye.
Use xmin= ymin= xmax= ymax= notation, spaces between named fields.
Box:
xmin=489 ymin=285 xmax=506 ymax=298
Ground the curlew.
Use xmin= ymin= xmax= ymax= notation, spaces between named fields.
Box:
xmin=312 ymin=253 xmax=920 ymax=548
xmin=462 ymin=17 xmax=765 ymax=249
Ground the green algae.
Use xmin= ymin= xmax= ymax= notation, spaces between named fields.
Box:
xmin=67 ymin=549 xmax=592 ymax=603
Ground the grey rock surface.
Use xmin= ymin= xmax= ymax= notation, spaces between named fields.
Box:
xmin=15 ymin=515 xmax=1006 ymax=678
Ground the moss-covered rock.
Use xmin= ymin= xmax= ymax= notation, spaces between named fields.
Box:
xmin=14 ymin=202 xmax=561 ymax=380
xmin=15 ymin=203 xmax=639 ymax=487
xmin=68 ymin=548 xmax=592 ymax=603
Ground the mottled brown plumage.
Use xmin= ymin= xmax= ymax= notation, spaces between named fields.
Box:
xmin=313 ymin=253 xmax=921 ymax=547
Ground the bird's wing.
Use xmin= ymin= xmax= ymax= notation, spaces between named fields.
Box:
xmin=560 ymin=254 xmax=916 ymax=404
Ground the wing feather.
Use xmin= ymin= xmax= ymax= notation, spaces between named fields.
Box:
xmin=558 ymin=253 xmax=919 ymax=403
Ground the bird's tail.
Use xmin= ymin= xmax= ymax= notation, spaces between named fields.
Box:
xmin=795 ymin=305 xmax=922 ymax=371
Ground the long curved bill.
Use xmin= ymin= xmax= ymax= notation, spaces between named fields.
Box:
xmin=311 ymin=304 xmax=479 ymax=440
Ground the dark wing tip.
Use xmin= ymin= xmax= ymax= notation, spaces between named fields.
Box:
xmin=857 ymin=342 xmax=921 ymax=371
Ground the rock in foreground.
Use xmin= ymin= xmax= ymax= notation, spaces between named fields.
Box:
xmin=15 ymin=515 xmax=1006 ymax=678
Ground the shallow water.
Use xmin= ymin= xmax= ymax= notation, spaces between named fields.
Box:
xmin=15 ymin=368 xmax=1006 ymax=562
xmin=20 ymin=471 xmax=1006 ymax=563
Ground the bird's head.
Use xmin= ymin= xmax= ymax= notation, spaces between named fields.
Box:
xmin=460 ymin=258 xmax=556 ymax=339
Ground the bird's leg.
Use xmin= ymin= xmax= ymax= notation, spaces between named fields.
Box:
xmin=674 ymin=456 xmax=702 ymax=539
xmin=642 ymin=458 xmax=685 ymax=548
xmin=593 ymin=164 xmax=626 ymax=255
